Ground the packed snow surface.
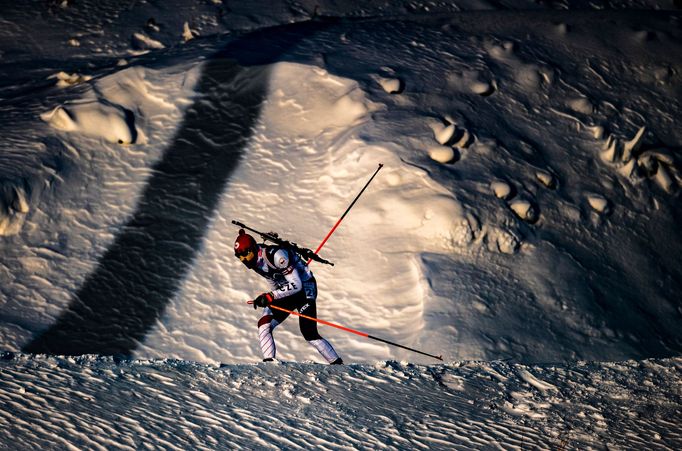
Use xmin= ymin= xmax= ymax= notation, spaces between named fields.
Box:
xmin=1 ymin=353 xmax=680 ymax=450
xmin=0 ymin=0 xmax=681 ymax=448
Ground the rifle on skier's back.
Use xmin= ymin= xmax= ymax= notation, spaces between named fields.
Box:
xmin=231 ymin=220 xmax=334 ymax=266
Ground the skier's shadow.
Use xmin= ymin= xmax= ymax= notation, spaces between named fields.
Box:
xmin=24 ymin=20 xmax=335 ymax=356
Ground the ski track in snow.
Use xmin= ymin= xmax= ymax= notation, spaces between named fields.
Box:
xmin=1 ymin=354 xmax=681 ymax=450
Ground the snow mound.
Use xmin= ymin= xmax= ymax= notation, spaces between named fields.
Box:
xmin=509 ymin=198 xmax=539 ymax=223
xmin=447 ymin=70 xmax=496 ymax=96
xmin=49 ymin=71 xmax=93 ymax=88
xmin=132 ymin=32 xmax=165 ymax=51
xmin=0 ymin=179 xmax=30 ymax=236
xmin=587 ymin=194 xmax=610 ymax=214
xmin=40 ymin=65 xmax=200 ymax=145
xmin=432 ymin=121 xmax=456 ymax=145
xmin=427 ymin=144 xmax=456 ymax=163
xmin=372 ymin=69 xmax=405 ymax=95
xmin=41 ymin=101 xmax=136 ymax=144
xmin=491 ymin=181 xmax=512 ymax=199
xmin=265 ymin=63 xmax=370 ymax=137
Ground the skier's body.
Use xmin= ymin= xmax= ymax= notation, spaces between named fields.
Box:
xmin=234 ymin=229 xmax=343 ymax=364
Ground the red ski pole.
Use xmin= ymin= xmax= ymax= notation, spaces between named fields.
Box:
xmin=247 ymin=301 xmax=443 ymax=361
xmin=307 ymin=163 xmax=383 ymax=264
xmin=247 ymin=164 xmax=443 ymax=361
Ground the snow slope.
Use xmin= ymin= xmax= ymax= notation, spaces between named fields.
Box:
xmin=0 ymin=0 xmax=681 ymax=448
xmin=2 ymin=1 xmax=681 ymax=365
xmin=1 ymin=352 xmax=680 ymax=450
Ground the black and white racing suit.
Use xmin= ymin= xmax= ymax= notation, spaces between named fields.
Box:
xmin=251 ymin=244 xmax=340 ymax=363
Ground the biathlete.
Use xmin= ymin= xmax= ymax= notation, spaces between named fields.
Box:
xmin=234 ymin=229 xmax=343 ymax=364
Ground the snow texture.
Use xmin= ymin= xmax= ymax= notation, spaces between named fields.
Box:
xmin=1 ymin=353 xmax=680 ymax=450
xmin=0 ymin=0 xmax=681 ymax=448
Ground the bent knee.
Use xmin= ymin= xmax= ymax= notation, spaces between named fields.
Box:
xmin=303 ymin=331 xmax=322 ymax=341
xmin=258 ymin=315 xmax=273 ymax=328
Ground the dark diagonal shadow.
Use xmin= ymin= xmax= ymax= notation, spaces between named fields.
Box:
xmin=24 ymin=19 xmax=336 ymax=356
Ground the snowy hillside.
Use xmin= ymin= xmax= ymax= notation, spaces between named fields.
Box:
xmin=1 ymin=0 xmax=681 ymax=448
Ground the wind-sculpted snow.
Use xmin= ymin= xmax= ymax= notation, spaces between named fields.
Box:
xmin=0 ymin=353 xmax=680 ymax=450
xmin=0 ymin=2 xmax=681 ymax=448
xmin=41 ymin=101 xmax=137 ymax=145
xmin=0 ymin=179 xmax=30 ymax=236
xmin=22 ymin=20 xmax=341 ymax=357
xmin=23 ymin=57 xmax=267 ymax=356
xmin=1 ymin=0 xmax=682 ymax=376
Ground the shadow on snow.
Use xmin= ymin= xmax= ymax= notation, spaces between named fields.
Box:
xmin=24 ymin=19 xmax=337 ymax=356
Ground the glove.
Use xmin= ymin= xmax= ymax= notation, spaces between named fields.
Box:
xmin=253 ymin=292 xmax=274 ymax=310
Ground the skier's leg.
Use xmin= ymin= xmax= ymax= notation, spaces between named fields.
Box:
xmin=299 ymin=299 xmax=342 ymax=364
xmin=309 ymin=337 xmax=342 ymax=364
xmin=257 ymin=306 xmax=288 ymax=361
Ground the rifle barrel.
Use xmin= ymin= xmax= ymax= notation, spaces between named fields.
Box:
xmin=231 ymin=220 xmax=334 ymax=266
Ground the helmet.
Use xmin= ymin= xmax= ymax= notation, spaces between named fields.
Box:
xmin=234 ymin=229 xmax=258 ymax=267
